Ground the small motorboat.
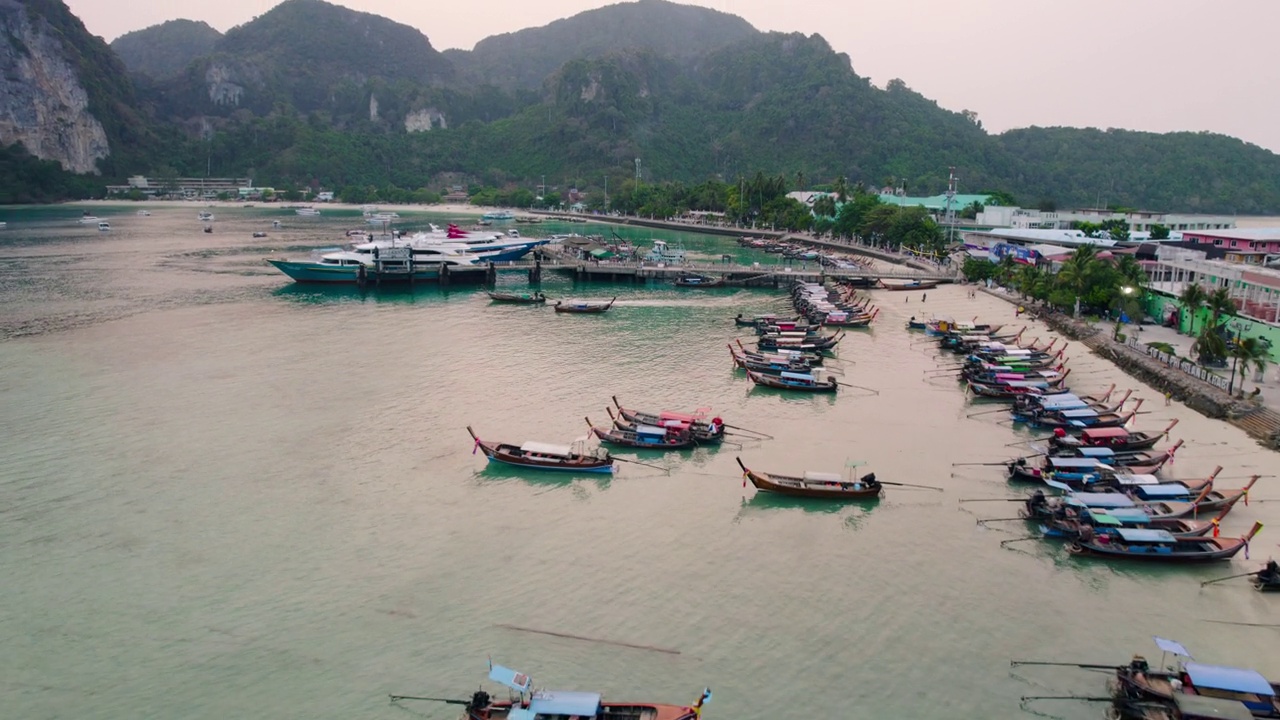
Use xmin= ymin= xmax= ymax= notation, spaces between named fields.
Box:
xmin=554 ymin=297 xmax=616 ymax=314
xmin=467 ymin=426 xmax=613 ymax=473
xmin=737 ymin=457 xmax=881 ymax=500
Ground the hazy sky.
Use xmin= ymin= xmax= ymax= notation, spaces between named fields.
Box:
xmin=65 ymin=0 xmax=1280 ymax=153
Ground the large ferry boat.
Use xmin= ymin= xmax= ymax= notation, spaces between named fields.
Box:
xmin=266 ymin=247 xmax=477 ymax=284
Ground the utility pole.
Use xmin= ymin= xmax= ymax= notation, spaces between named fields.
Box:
xmin=944 ymin=166 xmax=958 ymax=247
xmin=635 ymin=158 xmax=642 ymax=183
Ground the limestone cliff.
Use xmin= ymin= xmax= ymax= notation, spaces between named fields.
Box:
xmin=0 ymin=0 xmax=110 ymax=173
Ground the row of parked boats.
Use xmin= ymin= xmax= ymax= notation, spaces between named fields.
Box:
xmin=921 ymin=320 xmax=1271 ymax=568
xmin=735 ymin=236 xmax=876 ymax=271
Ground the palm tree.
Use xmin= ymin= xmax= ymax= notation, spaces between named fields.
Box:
xmin=796 ymin=171 xmax=805 ymax=192
xmin=1229 ymin=337 xmax=1271 ymax=395
xmin=1056 ymin=245 xmax=1101 ymax=316
xmin=812 ymin=194 xmax=837 ymax=218
xmin=1192 ymin=326 xmax=1228 ymax=367
xmin=1178 ymin=283 xmax=1208 ymax=336
xmin=833 ymin=175 xmax=849 ymax=204
xmin=1205 ymin=286 xmax=1236 ymax=329
xmin=1014 ymin=264 xmax=1041 ymax=299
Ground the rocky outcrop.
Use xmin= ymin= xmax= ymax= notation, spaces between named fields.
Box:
xmin=0 ymin=0 xmax=110 ymax=173
xmin=404 ymin=107 xmax=446 ymax=132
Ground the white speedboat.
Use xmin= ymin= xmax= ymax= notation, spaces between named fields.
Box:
xmin=97 ymin=221 xmax=111 ymax=231
xmin=78 ymin=213 xmax=100 ymax=224
xmin=136 ymin=210 xmax=151 ymax=217
xmin=198 ymin=212 xmax=214 ymax=222
xmin=296 ymin=207 xmax=321 ymax=217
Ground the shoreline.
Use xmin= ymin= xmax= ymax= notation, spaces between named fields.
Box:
xmin=66 ymin=198 xmax=494 ymax=216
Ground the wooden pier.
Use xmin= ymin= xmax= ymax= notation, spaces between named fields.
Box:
xmin=514 ymin=246 xmax=956 ymax=287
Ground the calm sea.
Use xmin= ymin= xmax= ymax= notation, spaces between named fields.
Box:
xmin=1 ymin=204 xmax=1276 ymax=720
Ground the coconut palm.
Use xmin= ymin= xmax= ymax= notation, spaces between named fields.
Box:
xmin=833 ymin=175 xmax=849 ymax=204
xmin=1229 ymin=337 xmax=1271 ymax=394
xmin=1205 ymin=286 xmax=1236 ymax=329
xmin=1056 ymin=245 xmax=1101 ymax=316
xmin=1178 ymin=283 xmax=1208 ymax=335
xmin=1192 ymin=325 xmax=1228 ymax=367
xmin=812 ymin=194 xmax=837 ymax=218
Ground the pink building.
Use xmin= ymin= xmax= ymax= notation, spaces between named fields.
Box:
xmin=1182 ymin=228 xmax=1280 ymax=255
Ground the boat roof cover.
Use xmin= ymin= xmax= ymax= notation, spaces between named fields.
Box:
xmin=1076 ymin=447 xmax=1115 ymax=457
xmin=520 ymin=442 xmax=573 ymax=458
xmin=1154 ymin=637 xmax=1193 ymax=657
xmin=804 ymin=471 xmax=843 ymax=483
xmin=1068 ymin=492 xmax=1137 ymax=508
xmin=1091 ymin=512 xmax=1123 ymax=526
xmin=529 ymin=691 xmax=603 ymax=716
xmin=1133 ymin=484 xmax=1191 ymax=498
xmin=1172 ymin=694 xmax=1254 ymax=720
xmin=635 ymin=424 xmax=667 ymax=435
xmin=507 ymin=709 xmax=537 ymax=720
xmin=1084 ymin=427 xmax=1129 ymax=439
xmin=1059 ymin=408 xmax=1099 ymax=418
xmin=660 ymin=411 xmax=704 ymax=422
xmin=1114 ymin=527 xmax=1176 ymax=543
xmin=1104 ymin=508 xmax=1153 ymax=523
xmin=781 ymin=371 xmax=815 ymax=381
xmin=1184 ymin=663 xmax=1275 ymax=697
xmin=1048 ymin=457 xmax=1108 ymax=468
xmin=1113 ymin=474 xmax=1160 ymax=486
xmin=489 ymin=664 xmax=533 ymax=693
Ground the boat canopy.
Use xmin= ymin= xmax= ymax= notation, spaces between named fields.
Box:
xmin=1172 ymin=695 xmax=1254 ymax=720
xmin=1090 ymin=512 xmax=1124 ymax=526
xmin=489 ymin=664 xmax=533 ymax=693
xmin=1104 ymin=508 xmax=1154 ymax=524
xmin=1083 ymin=427 xmax=1129 ymax=440
xmin=1132 ymin=484 xmax=1192 ymax=499
xmin=507 ymin=709 xmax=537 ymax=720
xmin=1067 ymin=492 xmax=1137 ymax=508
xmin=804 ymin=471 xmax=843 ymax=483
xmin=1113 ymin=474 xmax=1161 ymax=486
xmin=1059 ymin=409 xmax=1100 ymax=418
xmin=520 ymin=442 xmax=574 ymax=458
xmin=529 ymin=691 xmax=603 ymax=716
xmin=1184 ymin=663 xmax=1276 ymax=697
xmin=1075 ymin=447 xmax=1116 ymax=458
xmin=1113 ymin=527 xmax=1176 ymax=543
xmin=635 ymin=424 xmax=667 ymax=436
xmin=781 ymin=371 xmax=815 ymax=381
xmin=1153 ymin=637 xmax=1193 ymax=657
xmin=660 ymin=411 xmax=705 ymax=423
xmin=1048 ymin=457 xmax=1110 ymax=469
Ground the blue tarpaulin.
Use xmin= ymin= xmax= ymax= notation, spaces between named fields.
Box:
xmin=1184 ymin=663 xmax=1275 ymax=696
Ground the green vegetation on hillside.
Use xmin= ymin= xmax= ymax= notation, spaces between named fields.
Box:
xmin=444 ymin=0 xmax=757 ymax=89
xmin=110 ymin=19 xmax=221 ymax=80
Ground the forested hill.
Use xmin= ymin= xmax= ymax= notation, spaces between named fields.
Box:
xmin=110 ymin=19 xmax=221 ymax=81
xmin=6 ymin=0 xmax=1280 ymax=213
xmin=995 ymin=128 xmax=1280 ymax=214
xmin=443 ymin=0 xmax=757 ymax=90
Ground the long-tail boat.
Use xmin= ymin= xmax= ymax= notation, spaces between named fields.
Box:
xmin=968 ymin=379 xmax=1073 ymax=400
xmin=554 ymin=297 xmax=616 ymax=313
xmin=736 ymin=457 xmax=881 ymax=500
xmin=674 ymin=274 xmax=725 ymax=287
xmin=729 ymin=345 xmax=814 ymax=375
xmin=1022 ymin=490 xmax=1230 ymax=539
xmin=1113 ymin=652 xmax=1280 ymax=716
xmin=1048 ymin=421 xmax=1179 ymax=453
xmin=1066 ymin=521 xmax=1263 ymax=563
xmin=467 ymin=426 xmax=614 ymax=473
xmin=1046 ymin=477 xmax=1258 ymax=519
xmin=391 ymin=663 xmax=709 ymax=720
xmin=745 ymin=369 xmax=839 ymax=392
xmin=734 ymin=339 xmax=823 ymax=365
xmin=1015 ymin=389 xmax=1132 ymax=415
xmin=735 ymin=313 xmax=799 ymax=327
xmin=1015 ymin=400 xmax=1139 ymax=430
xmin=1048 ymin=440 xmax=1184 ymax=465
xmin=586 ymin=416 xmax=697 ymax=449
xmin=487 ymin=290 xmax=546 ymax=304
xmin=757 ymin=331 xmax=844 ymax=352
xmin=606 ymin=406 xmax=725 ymax=444
xmin=1006 ymin=453 xmax=1172 ymax=484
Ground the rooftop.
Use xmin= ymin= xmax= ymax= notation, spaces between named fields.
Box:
xmin=1183 ymin=227 xmax=1280 ymax=242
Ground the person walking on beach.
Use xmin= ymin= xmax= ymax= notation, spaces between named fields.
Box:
xmin=1164 ymin=391 xmax=1172 ymax=406
xmin=922 ymin=293 xmax=927 ymax=302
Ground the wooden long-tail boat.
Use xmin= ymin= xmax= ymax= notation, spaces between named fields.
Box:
xmin=554 ymin=297 xmax=616 ymax=313
xmin=606 ymin=406 xmax=725 ymax=444
xmin=736 ymin=457 xmax=881 ymax=500
xmin=1048 ymin=421 xmax=1179 ymax=453
xmin=391 ymin=663 xmax=707 ymax=720
xmin=1022 ymin=489 xmax=1231 ymax=540
xmin=467 ymin=426 xmax=613 ymax=473
xmin=610 ymin=397 xmax=725 ymax=444
xmin=1015 ymin=389 xmax=1132 ymax=415
xmin=734 ymin=313 xmax=800 ymax=327
xmin=1066 ymin=521 xmax=1263 ymax=563
xmin=586 ymin=416 xmax=696 ymax=449
xmin=1113 ymin=654 xmax=1280 ymax=716
xmin=729 ymin=344 xmax=814 ymax=375
xmin=1047 ymin=439 xmax=1184 ymax=466
xmin=968 ymin=380 xmax=1073 ymax=400
xmin=745 ymin=369 xmax=839 ymax=392
xmin=487 ymin=290 xmax=546 ymax=304
xmin=757 ymin=331 xmax=844 ymax=353
xmin=1015 ymin=399 xmax=1138 ymax=430
xmin=734 ymin=339 xmax=823 ymax=365
xmin=1044 ymin=477 xmax=1258 ymax=519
